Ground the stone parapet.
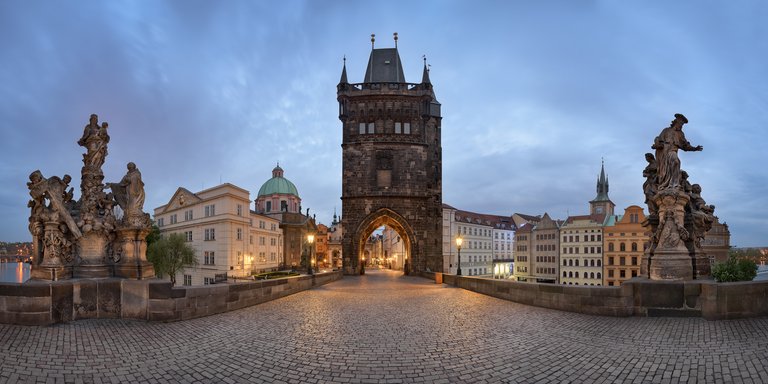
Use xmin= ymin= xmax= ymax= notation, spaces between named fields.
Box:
xmin=0 ymin=271 xmax=342 ymax=326
xmin=441 ymin=274 xmax=768 ymax=320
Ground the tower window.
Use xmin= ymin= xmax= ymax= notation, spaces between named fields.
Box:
xmin=359 ymin=123 xmax=366 ymax=135
xmin=368 ymin=122 xmax=375 ymax=134
xmin=395 ymin=122 xmax=401 ymax=134
xmin=404 ymin=122 xmax=411 ymax=134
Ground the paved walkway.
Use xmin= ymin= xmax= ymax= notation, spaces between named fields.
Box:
xmin=1 ymin=270 xmax=767 ymax=384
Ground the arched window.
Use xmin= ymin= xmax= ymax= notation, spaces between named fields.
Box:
xmin=620 ymin=243 xmax=626 ymax=252
xmin=568 ymin=271 xmax=573 ymax=278
xmin=568 ymin=259 xmax=573 ymax=266
xmin=590 ymin=272 xmax=595 ymax=279
xmin=597 ymin=272 xmax=602 ymax=279
xmin=575 ymin=272 xmax=579 ymax=278
xmin=575 ymin=259 xmax=579 ymax=267
xmin=563 ymin=259 xmax=567 ymax=266
xmin=597 ymin=259 xmax=602 ymax=266
xmin=631 ymin=242 xmax=638 ymax=252
xmin=590 ymin=259 xmax=595 ymax=267
xmin=608 ymin=243 xmax=614 ymax=252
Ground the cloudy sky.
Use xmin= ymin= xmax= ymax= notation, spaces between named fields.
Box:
xmin=1 ymin=1 xmax=766 ymax=246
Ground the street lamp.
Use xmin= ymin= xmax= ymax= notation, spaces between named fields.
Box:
xmin=307 ymin=233 xmax=315 ymax=275
xmin=456 ymin=235 xmax=463 ymax=276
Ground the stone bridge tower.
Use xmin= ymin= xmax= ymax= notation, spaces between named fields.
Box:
xmin=337 ymin=34 xmax=443 ymax=275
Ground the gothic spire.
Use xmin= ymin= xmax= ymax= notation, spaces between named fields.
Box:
xmin=421 ymin=55 xmax=431 ymax=84
xmin=339 ymin=56 xmax=348 ymax=84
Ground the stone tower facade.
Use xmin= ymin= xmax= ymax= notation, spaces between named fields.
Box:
xmin=337 ymin=35 xmax=443 ymax=275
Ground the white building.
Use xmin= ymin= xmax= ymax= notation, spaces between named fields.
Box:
xmin=559 ymin=214 xmax=605 ymax=286
xmin=154 ymin=183 xmax=282 ymax=286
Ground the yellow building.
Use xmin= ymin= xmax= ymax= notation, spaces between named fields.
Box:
xmin=603 ymin=205 xmax=648 ymax=286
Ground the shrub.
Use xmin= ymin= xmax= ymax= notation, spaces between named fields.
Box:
xmin=712 ymin=256 xmax=758 ymax=282
xmin=252 ymin=271 xmax=300 ymax=280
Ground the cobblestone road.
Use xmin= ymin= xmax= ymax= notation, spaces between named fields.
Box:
xmin=2 ymin=269 xmax=767 ymax=383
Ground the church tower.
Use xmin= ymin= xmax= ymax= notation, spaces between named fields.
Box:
xmin=337 ymin=33 xmax=443 ymax=275
xmin=589 ymin=160 xmax=615 ymax=216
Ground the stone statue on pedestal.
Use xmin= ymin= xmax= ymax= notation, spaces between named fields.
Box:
xmin=643 ymin=114 xmax=712 ymax=280
xmin=26 ymin=114 xmax=154 ymax=280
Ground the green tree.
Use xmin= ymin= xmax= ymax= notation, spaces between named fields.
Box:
xmin=712 ymin=250 xmax=759 ymax=282
xmin=145 ymin=222 xmax=161 ymax=249
xmin=147 ymin=233 xmax=198 ymax=286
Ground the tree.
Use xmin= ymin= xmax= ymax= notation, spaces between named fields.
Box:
xmin=145 ymin=222 xmax=161 ymax=248
xmin=147 ymin=233 xmax=198 ymax=286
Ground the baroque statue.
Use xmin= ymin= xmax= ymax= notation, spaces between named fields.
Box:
xmin=643 ymin=114 xmax=714 ymax=280
xmin=26 ymin=114 xmax=154 ymax=280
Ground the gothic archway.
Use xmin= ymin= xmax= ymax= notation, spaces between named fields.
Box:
xmin=345 ymin=208 xmax=415 ymax=275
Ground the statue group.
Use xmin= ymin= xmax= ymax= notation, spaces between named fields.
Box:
xmin=26 ymin=114 xmax=154 ymax=280
xmin=642 ymin=114 xmax=716 ymax=280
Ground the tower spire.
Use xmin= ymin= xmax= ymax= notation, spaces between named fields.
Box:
xmin=421 ymin=55 xmax=431 ymax=84
xmin=371 ymin=33 xmax=375 ymax=49
xmin=339 ymin=55 xmax=348 ymax=84
xmin=393 ymin=32 xmax=398 ymax=48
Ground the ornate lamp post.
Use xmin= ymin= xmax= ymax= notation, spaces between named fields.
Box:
xmin=307 ymin=233 xmax=315 ymax=275
xmin=456 ymin=235 xmax=463 ymax=276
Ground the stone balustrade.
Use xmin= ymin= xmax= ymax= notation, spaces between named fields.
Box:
xmin=0 ymin=271 xmax=342 ymax=326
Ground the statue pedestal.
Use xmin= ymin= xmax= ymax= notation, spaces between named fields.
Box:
xmin=75 ymin=232 xmax=111 ymax=278
xmin=649 ymin=190 xmax=693 ymax=281
xmin=113 ymin=227 xmax=155 ymax=280
xmin=31 ymin=265 xmax=73 ymax=281
xmin=649 ymin=250 xmax=693 ymax=281
xmin=692 ymin=251 xmax=711 ymax=279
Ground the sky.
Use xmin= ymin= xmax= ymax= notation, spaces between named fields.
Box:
xmin=1 ymin=1 xmax=767 ymax=247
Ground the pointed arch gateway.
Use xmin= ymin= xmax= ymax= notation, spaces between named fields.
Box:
xmin=349 ymin=208 xmax=415 ymax=274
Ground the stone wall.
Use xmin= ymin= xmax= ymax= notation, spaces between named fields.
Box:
xmin=0 ymin=271 xmax=342 ymax=326
xmin=439 ymin=274 xmax=768 ymax=320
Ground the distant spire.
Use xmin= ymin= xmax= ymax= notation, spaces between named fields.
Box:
xmin=393 ymin=32 xmax=398 ymax=48
xmin=339 ymin=55 xmax=348 ymax=84
xmin=421 ymin=55 xmax=431 ymax=84
xmin=371 ymin=33 xmax=375 ymax=49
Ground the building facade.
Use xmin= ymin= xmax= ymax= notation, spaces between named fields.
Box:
xmin=154 ymin=184 xmax=282 ymax=286
xmin=513 ymin=224 xmax=533 ymax=282
xmin=338 ymin=36 xmax=443 ymax=275
xmin=603 ymin=205 xmax=648 ymax=286
xmin=560 ymin=214 xmax=605 ymax=286
xmin=530 ymin=213 xmax=560 ymax=283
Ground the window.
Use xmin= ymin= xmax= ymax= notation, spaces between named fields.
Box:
xmin=608 ymin=243 xmax=614 ymax=252
xmin=631 ymin=256 xmax=638 ymax=266
xmin=204 ymin=228 xmax=216 ymax=241
xmin=620 ymin=257 xmax=626 ymax=266
xmin=259 ymin=237 xmax=265 ymax=245
xmin=395 ymin=122 xmax=402 ymax=134
xmin=266 ymin=201 xmax=272 ymax=212
xmin=158 ymin=218 xmax=164 ymax=227
xmin=359 ymin=123 xmax=366 ymax=134
xmin=205 ymin=204 xmax=216 ymax=217
xmin=608 ymin=257 xmax=614 ymax=265
xmin=204 ymin=251 xmax=215 ymax=265
xmin=250 ymin=235 xmax=253 ymax=244
xmin=184 ymin=210 xmax=193 ymax=221
xmin=204 ymin=277 xmax=214 ymax=285
xmin=184 ymin=231 xmax=192 ymax=242
xmin=237 ymin=204 xmax=243 ymax=216
xmin=367 ymin=122 xmax=375 ymax=134
xmin=631 ymin=242 xmax=638 ymax=252
xmin=237 ymin=228 xmax=243 ymax=241
xmin=403 ymin=122 xmax=411 ymax=134
xmin=183 ymin=275 xmax=192 ymax=286
xmin=608 ymin=270 xmax=614 ymax=278
xmin=597 ymin=235 xmax=602 ymax=241
xmin=281 ymin=201 xmax=288 ymax=212
xmin=170 ymin=214 xmax=177 ymax=224
xmin=597 ymin=272 xmax=602 ymax=279
xmin=271 ymin=238 xmax=276 ymax=246
xmin=620 ymin=270 xmax=626 ymax=278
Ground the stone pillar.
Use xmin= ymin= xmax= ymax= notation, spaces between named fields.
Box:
xmin=114 ymin=227 xmax=155 ymax=279
xmin=75 ymin=231 xmax=112 ymax=278
xmin=31 ymin=221 xmax=73 ymax=281
xmin=649 ymin=190 xmax=693 ymax=280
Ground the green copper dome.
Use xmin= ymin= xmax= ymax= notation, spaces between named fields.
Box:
xmin=258 ymin=165 xmax=299 ymax=197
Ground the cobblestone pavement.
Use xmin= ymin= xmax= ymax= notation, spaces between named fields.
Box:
xmin=2 ymin=270 xmax=768 ymax=384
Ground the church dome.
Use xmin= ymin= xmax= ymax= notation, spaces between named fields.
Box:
xmin=258 ymin=165 xmax=299 ymax=197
